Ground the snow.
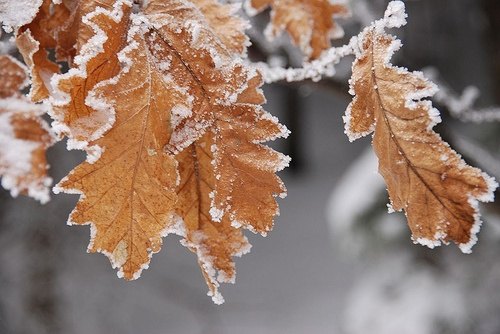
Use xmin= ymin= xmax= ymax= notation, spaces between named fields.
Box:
xmin=171 ymin=104 xmax=192 ymax=128
xmin=412 ymin=230 xmax=447 ymax=249
xmin=327 ymin=147 xmax=388 ymax=251
xmin=343 ymin=254 xmax=467 ymax=334
xmin=0 ymin=0 xmax=43 ymax=33
xmin=256 ymin=41 xmax=354 ymax=83
xmin=379 ymin=1 xmax=407 ymax=29
xmin=209 ymin=205 xmax=224 ymax=222
xmin=0 ymin=97 xmax=53 ymax=204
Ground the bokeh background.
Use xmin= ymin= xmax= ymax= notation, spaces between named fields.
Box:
xmin=1 ymin=0 xmax=500 ymax=333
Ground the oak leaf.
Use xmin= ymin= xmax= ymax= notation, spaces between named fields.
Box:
xmin=176 ymin=132 xmax=252 ymax=304
xmin=50 ymin=0 xmax=132 ymax=145
xmin=246 ymin=0 xmax=348 ymax=59
xmin=55 ymin=25 xmax=183 ymax=280
xmin=16 ymin=0 xmax=68 ymax=102
xmin=174 ymin=70 xmax=288 ymax=302
xmin=0 ymin=55 xmax=55 ymax=203
xmin=0 ymin=55 xmax=29 ymax=98
xmin=344 ymin=28 xmax=498 ymax=252
xmin=144 ymin=0 xmax=288 ymax=300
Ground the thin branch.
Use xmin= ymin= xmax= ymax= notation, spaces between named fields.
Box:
xmin=424 ymin=67 xmax=500 ymax=123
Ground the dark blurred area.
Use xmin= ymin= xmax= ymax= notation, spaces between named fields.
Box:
xmin=0 ymin=0 xmax=499 ymax=333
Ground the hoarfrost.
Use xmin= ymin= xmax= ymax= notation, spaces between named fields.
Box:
xmin=0 ymin=97 xmax=53 ymax=203
xmin=424 ymin=67 xmax=500 ymax=123
xmin=0 ymin=0 xmax=43 ymax=33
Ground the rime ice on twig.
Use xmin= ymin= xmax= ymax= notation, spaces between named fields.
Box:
xmin=424 ymin=68 xmax=500 ymax=123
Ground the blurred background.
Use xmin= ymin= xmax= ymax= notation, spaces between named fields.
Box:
xmin=1 ymin=0 xmax=500 ymax=333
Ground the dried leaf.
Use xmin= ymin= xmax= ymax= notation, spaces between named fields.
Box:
xmin=344 ymin=28 xmax=498 ymax=252
xmin=247 ymin=0 xmax=348 ymax=59
xmin=0 ymin=55 xmax=29 ymax=98
xmin=55 ymin=27 xmax=182 ymax=280
xmin=0 ymin=55 xmax=54 ymax=203
xmin=55 ymin=0 xmax=288 ymax=302
xmin=174 ymin=76 xmax=288 ymax=301
xmin=143 ymin=0 xmax=251 ymax=152
xmin=50 ymin=0 xmax=131 ymax=144
xmin=176 ymin=133 xmax=252 ymax=304
xmin=208 ymin=89 xmax=289 ymax=234
xmin=16 ymin=0 xmax=67 ymax=102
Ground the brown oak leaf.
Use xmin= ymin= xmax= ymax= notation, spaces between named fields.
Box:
xmin=247 ymin=0 xmax=348 ymax=59
xmin=176 ymin=132 xmax=252 ymax=304
xmin=143 ymin=0 xmax=288 ymax=300
xmin=16 ymin=0 xmax=68 ymax=102
xmin=50 ymin=0 xmax=132 ymax=145
xmin=344 ymin=28 xmax=498 ymax=252
xmin=55 ymin=0 xmax=288 ymax=302
xmin=0 ymin=55 xmax=55 ymax=203
xmin=174 ymin=70 xmax=288 ymax=302
xmin=54 ymin=26 xmax=184 ymax=280
xmin=0 ymin=55 xmax=29 ymax=98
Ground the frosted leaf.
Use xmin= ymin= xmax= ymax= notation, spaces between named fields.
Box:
xmin=55 ymin=25 xmax=183 ymax=281
xmin=344 ymin=5 xmax=498 ymax=252
xmin=15 ymin=0 xmax=68 ymax=102
xmin=0 ymin=55 xmax=30 ymax=97
xmin=49 ymin=0 xmax=132 ymax=148
xmin=0 ymin=97 xmax=55 ymax=203
xmin=246 ymin=0 xmax=349 ymax=60
xmin=52 ymin=0 xmax=289 ymax=305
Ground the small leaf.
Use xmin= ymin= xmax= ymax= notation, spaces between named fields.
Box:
xmin=247 ymin=0 xmax=348 ymax=59
xmin=50 ymin=0 xmax=132 ymax=144
xmin=176 ymin=133 xmax=252 ymax=305
xmin=0 ymin=55 xmax=30 ymax=98
xmin=0 ymin=55 xmax=54 ymax=203
xmin=16 ymin=0 xmax=68 ymax=102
